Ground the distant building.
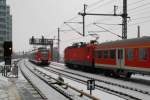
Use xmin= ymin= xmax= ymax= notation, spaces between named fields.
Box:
xmin=0 ymin=0 xmax=12 ymax=60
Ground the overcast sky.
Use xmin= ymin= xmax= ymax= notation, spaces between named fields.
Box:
xmin=7 ymin=0 xmax=150 ymax=53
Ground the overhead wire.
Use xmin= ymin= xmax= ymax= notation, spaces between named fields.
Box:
xmin=129 ymin=8 xmax=150 ymax=16
xmin=131 ymin=15 xmax=150 ymax=21
xmin=87 ymin=0 xmax=114 ymax=12
xmin=128 ymin=2 xmax=150 ymax=12
xmin=87 ymin=0 xmax=105 ymax=9
xmin=60 ymin=0 xmax=150 ymax=44
xmin=128 ymin=0 xmax=145 ymax=6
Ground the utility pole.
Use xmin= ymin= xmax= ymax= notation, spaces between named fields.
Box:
xmin=79 ymin=4 xmax=87 ymax=36
xmin=83 ymin=4 xmax=86 ymax=36
xmin=137 ymin=25 xmax=140 ymax=38
xmin=57 ymin=28 xmax=60 ymax=62
xmin=79 ymin=0 xmax=129 ymax=39
xmin=122 ymin=0 xmax=127 ymax=39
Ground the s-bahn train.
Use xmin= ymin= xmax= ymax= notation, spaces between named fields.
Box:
xmin=29 ymin=47 xmax=52 ymax=65
xmin=64 ymin=36 xmax=150 ymax=78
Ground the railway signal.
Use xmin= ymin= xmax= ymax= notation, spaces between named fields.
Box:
xmin=4 ymin=41 xmax=12 ymax=57
xmin=87 ymin=79 xmax=95 ymax=95
xmin=29 ymin=36 xmax=54 ymax=61
xmin=2 ymin=41 xmax=12 ymax=77
xmin=3 ymin=41 xmax=12 ymax=65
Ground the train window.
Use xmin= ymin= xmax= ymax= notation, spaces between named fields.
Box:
xmin=110 ymin=50 xmax=115 ymax=59
xmin=139 ymin=48 xmax=148 ymax=61
xmin=118 ymin=49 xmax=123 ymax=59
xmin=104 ymin=50 xmax=108 ymax=59
xmin=127 ymin=48 xmax=134 ymax=60
xmin=96 ymin=50 xmax=102 ymax=58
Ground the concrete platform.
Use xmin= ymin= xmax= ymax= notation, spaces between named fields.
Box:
xmin=0 ymin=74 xmax=43 ymax=100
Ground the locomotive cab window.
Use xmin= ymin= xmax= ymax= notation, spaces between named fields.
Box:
xmin=110 ymin=50 xmax=115 ymax=59
xmin=127 ymin=48 xmax=134 ymax=60
xmin=139 ymin=48 xmax=148 ymax=61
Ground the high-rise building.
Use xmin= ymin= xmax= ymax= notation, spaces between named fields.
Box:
xmin=0 ymin=0 xmax=12 ymax=60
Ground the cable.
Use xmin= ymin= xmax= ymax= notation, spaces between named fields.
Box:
xmin=87 ymin=0 xmax=105 ymax=9
xmin=129 ymin=2 xmax=150 ymax=12
xmin=131 ymin=15 xmax=150 ymax=21
xmin=66 ymin=15 xmax=79 ymax=22
xmin=128 ymin=0 xmax=145 ymax=6
xmin=93 ymin=23 xmax=122 ymax=38
xmin=129 ymin=8 xmax=150 ymax=16
xmin=93 ymin=22 xmax=121 ymax=26
xmin=87 ymin=0 xmax=114 ymax=12
xmin=64 ymin=22 xmax=83 ymax=36
xmin=129 ymin=19 xmax=150 ymax=26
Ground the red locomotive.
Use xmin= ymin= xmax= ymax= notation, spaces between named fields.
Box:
xmin=29 ymin=47 xmax=52 ymax=65
xmin=64 ymin=41 xmax=97 ymax=69
xmin=64 ymin=36 xmax=150 ymax=78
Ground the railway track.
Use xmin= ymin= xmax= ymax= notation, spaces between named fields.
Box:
xmin=44 ymin=67 xmax=142 ymax=100
xmin=26 ymin=61 xmax=145 ymax=100
xmin=19 ymin=64 xmax=48 ymax=100
xmin=46 ymin=62 xmax=150 ymax=100
xmin=51 ymin=62 xmax=150 ymax=85
xmin=50 ymin=63 xmax=150 ymax=95
xmin=23 ymin=60 xmax=100 ymax=100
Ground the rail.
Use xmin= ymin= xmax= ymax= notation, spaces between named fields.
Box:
xmin=19 ymin=64 xmax=48 ymax=100
xmin=24 ymin=62 xmax=100 ymax=100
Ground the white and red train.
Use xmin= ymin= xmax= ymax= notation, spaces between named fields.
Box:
xmin=29 ymin=47 xmax=52 ymax=65
xmin=64 ymin=36 xmax=150 ymax=78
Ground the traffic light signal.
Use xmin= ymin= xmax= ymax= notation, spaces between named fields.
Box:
xmin=3 ymin=41 xmax=12 ymax=57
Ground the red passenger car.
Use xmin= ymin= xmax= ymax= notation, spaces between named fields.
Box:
xmin=64 ymin=42 xmax=96 ymax=69
xmin=95 ymin=36 xmax=150 ymax=77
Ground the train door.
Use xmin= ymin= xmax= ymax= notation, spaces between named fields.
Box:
xmin=117 ymin=49 xmax=124 ymax=68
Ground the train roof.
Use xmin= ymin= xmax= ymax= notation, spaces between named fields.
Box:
xmin=97 ymin=36 xmax=150 ymax=49
xmin=66 ymin=41 xmax=97 ymax=49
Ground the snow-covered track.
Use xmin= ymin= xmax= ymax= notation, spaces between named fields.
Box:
xmin=24 ymin=61 xmax=100 ymax=100
xmin=19 ymin=64 xmax=48 ymax=100
xmin=49 ymin=65 xmax=150 ymax=95
xmin=48 ymin=62 xmax=150 ymax=100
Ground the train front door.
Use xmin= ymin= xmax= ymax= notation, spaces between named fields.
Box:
xmin=117 ymin=49 xmax=124 ymax=68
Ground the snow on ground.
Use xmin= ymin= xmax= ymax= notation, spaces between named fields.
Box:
xmin=26 ymin=61 xmax=125 ymax=100
xmin=0 ymin=62 xmax=4 ymax=65
xmin=132 ymin=74 xmax=150 ymax=81
xmin=51 ymin=62 xmax=150 ymax=100
xmin=51 ymin=65 xmax=150 ymax=100
xmin=52 ymin=62 xmax=150 ymax=92
xmin=20 ymin=61 xmax=70 ymax=100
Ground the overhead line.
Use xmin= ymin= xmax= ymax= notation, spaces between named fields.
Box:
xmin=87 ymin=0 xmax=105 ymax=9
xmin=128 ymin=0 xmax=145 ymax=6
xmin=129 ymin=19 xmax=150 ymax=26
xmin=93 ymin=23 xmax=122 ymax=38
xmin=129 ymin=2 xmax=150 ymax=12
xmin=129 ymin=8 xmax=150 ymax=16
xmin=131 ymin=15 xmax=150 ymax=21
xmin=87 ymin=0 xmax=114 ymax=12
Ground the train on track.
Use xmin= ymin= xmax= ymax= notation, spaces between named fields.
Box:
xmin=64 ymin=36 xmax=150 ymax=78
xmin=29 ymin=47 xmax=52 ymax=65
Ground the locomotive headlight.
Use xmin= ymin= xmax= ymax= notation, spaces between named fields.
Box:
xmin=87 ymin=55 xmax=90 ymax=59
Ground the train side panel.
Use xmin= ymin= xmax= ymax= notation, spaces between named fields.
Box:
xmin=124 ymin=47 xmax=150 ymax=74
xmin=64 ymin=45 xmax=95 ymax=67
xmin=95 ymin=49 xmax=117 ymax=67
xmin=95 ymin=37 xmax=150 ymax=76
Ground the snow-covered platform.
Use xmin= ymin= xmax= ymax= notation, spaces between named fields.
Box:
xmin=0 ymin=74 xmax=45 ymax=100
